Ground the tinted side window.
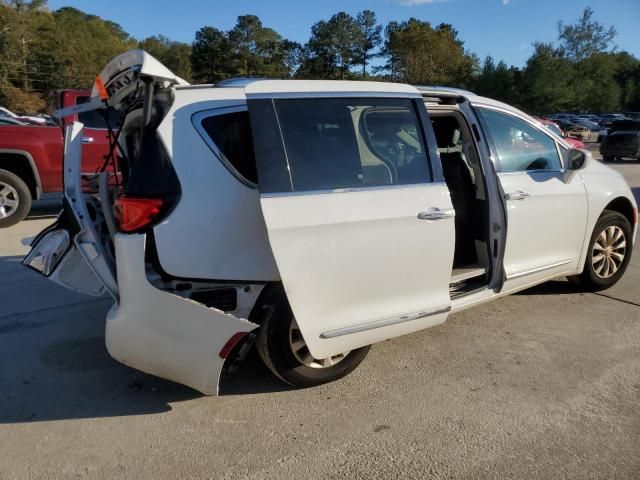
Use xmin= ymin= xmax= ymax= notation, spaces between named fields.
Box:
xmin=200 ymin=110 xmax=257 ymax=184
xmin=478 ymin=108 xmax=562 ymax=172
xmin=273 ymin=97 xmax=431 ymax=192
xmin=76 ymin=96 xmax=120 ymax=129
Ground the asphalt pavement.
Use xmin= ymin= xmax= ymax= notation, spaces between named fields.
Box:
xmin=0 ymin=156 xmax=639 ymax=479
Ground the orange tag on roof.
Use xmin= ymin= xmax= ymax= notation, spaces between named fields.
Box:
xmin=94 ymin=76 xmax=109 ymax=100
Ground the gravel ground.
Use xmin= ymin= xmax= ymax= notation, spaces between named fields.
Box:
xmin=0 ymin=153 xmax=639 ymax=480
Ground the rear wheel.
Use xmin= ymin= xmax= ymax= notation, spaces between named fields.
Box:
xmin=0 ymin=169 xmax=31 ymax=228
xmin=573 ymin=210 xmax=632 ymax=291
xmin=256 ymin=290 xmax=370 ymax=387
xmin=602 ymin=155 xmax=614 ymax=162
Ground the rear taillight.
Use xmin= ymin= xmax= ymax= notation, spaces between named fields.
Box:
xmin=114 ymin=196 xmax=163 ymax=232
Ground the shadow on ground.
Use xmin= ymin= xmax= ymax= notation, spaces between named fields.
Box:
xmin=0 ymin=253 xmax=290 ymax=424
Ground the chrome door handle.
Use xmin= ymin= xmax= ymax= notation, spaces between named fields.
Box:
xmin=505 ymin=190 xmax=530 ymax=201
xmin=417 ymin=207 xmax=456 ymax=220
xmin=81 ymin=137 xmax=94 ymax=144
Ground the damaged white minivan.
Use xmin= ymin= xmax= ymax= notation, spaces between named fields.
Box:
xmin=24 ymin=50 xmax=637 ymax=395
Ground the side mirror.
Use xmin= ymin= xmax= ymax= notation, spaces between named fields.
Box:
xmin=566 ymin=148 xmax=589 ymax=170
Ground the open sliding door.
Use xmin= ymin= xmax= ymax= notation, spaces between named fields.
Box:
xmin=246 ymin=81 xmax=456 ymax=359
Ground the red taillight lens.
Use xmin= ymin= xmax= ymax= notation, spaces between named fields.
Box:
xmin=114 ymin=197 xmax=163 ymax=232
xmin=219 ymin=332 xmax=248 ymax=359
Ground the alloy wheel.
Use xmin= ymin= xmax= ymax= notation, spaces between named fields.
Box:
xmin=289 ymin=318 xmax=350 ymax=369
xmin=592 ymin=225 xmax=626 ymax=279
xmin=0 ymin=182 xmax=19 ymax=219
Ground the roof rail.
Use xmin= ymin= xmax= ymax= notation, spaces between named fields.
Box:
xmin=415 ymin=85 xmax=475 ymax=95
xmin=215 ymin=77 xmax=270 ymax=88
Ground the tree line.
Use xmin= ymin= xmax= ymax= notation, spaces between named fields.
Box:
xmin=1 ymin=1 xmax=638 ymax=115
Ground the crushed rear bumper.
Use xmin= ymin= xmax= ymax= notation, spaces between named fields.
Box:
xmin=105 ymin=233 xmax=257 ymax=395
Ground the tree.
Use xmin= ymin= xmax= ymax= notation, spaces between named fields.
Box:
xmin=558 ymin=7 xmax=617 ymax=62
xmin=227 ymin=15 xmax=290 ymax=77
xmin=280 ymin=39 xmax=304 ymax=78
xmin=519 ymin=43 xmax=574 ymax=112
xmin=379 ymin=19 xmax=477 ymax=86
xmin=302 ymin=12 xmax=360 ymax=79
xmin=138 ymin=35 xmax=192 ymax=82
xmin=191 ymin=26 xmax=229 ymax=83
xmin=612 ymin=52 xmax=640 ymax=111
xmin=355 ymin=10 xmax=382 ymax=79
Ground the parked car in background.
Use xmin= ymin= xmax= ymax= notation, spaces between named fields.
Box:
xmin=0 ymin=117 xmax=29 ymax=126
xmin=600 ymin=120 xmax=640 ymax=162
xmin=598 ymin=113 xmax=628 ymax=128
xmin=24 ymin=50 xmax=638 ymax=395
xmin=0 ymin=106 xmax=52 ymax=125
xmin=0 ymin=89 xmax=116 ymax=227
xmin=534 ymin=117 xmax=585 ymax=148
xmin=563 ymin=124 xmax=592 ymax=142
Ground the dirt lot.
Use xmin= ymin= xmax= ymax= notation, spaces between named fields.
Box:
xmin=1 ymin=155 xmax=639 ymax=479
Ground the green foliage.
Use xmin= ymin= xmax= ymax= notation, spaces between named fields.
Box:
xmin=191 ymin=16 xmax=296 ymax=82
xmin=138 ymin=35 xmax=191 ymax=82
xmin=355 ymin=10 xmax=383 ymax=79
xmin=300 ymin=12 xmax=362 ymax=80
xmin=190 ymin=26 xmax=229 ymax=83
xmin=378 ymin=19 xmax=478 ymax=86
xmin=518 ymin=43 xmax=575 ymax=112
xmin=0 ymin=2 xmax=638 ymax=116
xmin=474 ymin=8 xmax=639 ymax=114
xmin=558 ymin=7 xmax=617 ymax=62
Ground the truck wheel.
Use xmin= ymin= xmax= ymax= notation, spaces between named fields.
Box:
xmin=572 ymin=210 xmax=632 ymax=291
xmin=256 ymin=290 xmax=370 ymax=388
xmin=0 ymin=169 xmax=31 ymax=228
xmin=602 ymin=155 xmax=614 ymax=162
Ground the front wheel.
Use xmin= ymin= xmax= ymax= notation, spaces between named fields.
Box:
xmin=573 ymin=210 xmax=633 ymax=291
xmin=0 ymin=169 xmax=32 ymax=228
xmin=256 ymin=290 xmax=370 ymax=388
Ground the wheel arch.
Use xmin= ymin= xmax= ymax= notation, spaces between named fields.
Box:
xmin=604 ymin=196 xmax=637 ymax=228
xmin=0 ymin=149 xmax=42 ymax=199
xmin=248 ymin=281 xmax=286 ymax=326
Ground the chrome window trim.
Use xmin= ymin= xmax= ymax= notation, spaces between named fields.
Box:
xmin=191 ymin=104 xmax=258 ymax=189
xmin=320 ymin=305 xmax=451 ymax=339
xmin=261 ymin=182 xmax=448 ymax=198
xmin=496 ymin=169 xmax=567 ymax=176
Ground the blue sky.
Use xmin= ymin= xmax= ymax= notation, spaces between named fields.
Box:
xmin=48 ymin=0 xmax=640 ymax=67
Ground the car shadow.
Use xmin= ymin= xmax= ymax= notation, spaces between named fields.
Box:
xmin=515 ymin=278 xmax=585 ymax=296
xmin=0 ymin=254 xmax=291 ymax=424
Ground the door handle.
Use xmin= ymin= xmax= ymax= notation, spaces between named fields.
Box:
xmin=81 ymin=137 xmax=94 ymax=144
xmin=505 ymin=190 xmax=530 ymax=201
xmin=417 ymin=207 xmax=456 ymax=220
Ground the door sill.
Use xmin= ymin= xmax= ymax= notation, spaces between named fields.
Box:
xmin=450 ymin=264 xmax=487 ymax=283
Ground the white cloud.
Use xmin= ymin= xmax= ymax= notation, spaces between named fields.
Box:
xmin=502 ymin=0 xmax=511 ymax=4
xmin=398 ymin=0 xmax=448 ymax=6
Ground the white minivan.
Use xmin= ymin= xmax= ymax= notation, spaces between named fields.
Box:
xmin=24 ymin=51 xmax=637 ymax=394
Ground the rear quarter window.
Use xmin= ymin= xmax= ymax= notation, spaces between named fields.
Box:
xmin=197 ymin=109 xmax=258 ymax=185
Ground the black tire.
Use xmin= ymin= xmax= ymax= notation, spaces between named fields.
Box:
xmin=0 ymin=169 xmax=32 ymax=228
xmin=573 ymin=210 xmax=633 ymax=291
xmin=602 ymin=155 xmax=614 ymax=162
xmin=255 ymin=289 xmax=370 ymax=388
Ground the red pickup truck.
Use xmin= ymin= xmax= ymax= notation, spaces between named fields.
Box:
xmin=0 ymin=89 xmax=115 ymax=227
